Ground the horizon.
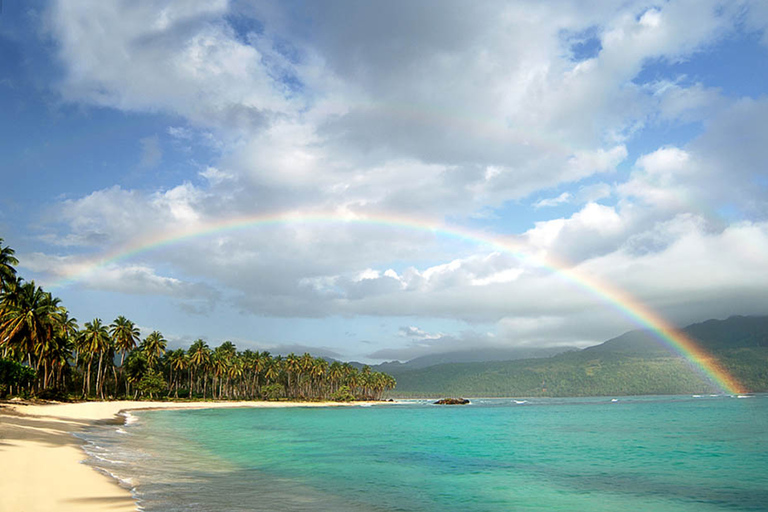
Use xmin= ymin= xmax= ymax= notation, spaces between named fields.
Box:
xmin=2 ymin=1 xmax=768 ymax=364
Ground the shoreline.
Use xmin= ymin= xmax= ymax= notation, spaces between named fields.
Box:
xmin=0 ymin=399 xmax=392 ymax=512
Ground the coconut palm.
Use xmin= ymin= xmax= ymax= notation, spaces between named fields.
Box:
xmin=0 ymin=281 xmax=63 ymax=373
xmin=188 ymin=339 xmax=211 ymax=398
xmin=110 ymin=316 xmax=140 ymax=395
xmin=284 ymin=353 xmax=301 ymax=396
xmin=142 ymin=331 xmax=167 ymax=370
xmin=110 ymin=316 xmax=140 ymax=368
xmin=167 ymin=348 xmax=188 ymax=398
xmin=0 ymin=238 xmax=19 ymax=291
xmin=80 ymin=318 xmax=112 ymax=398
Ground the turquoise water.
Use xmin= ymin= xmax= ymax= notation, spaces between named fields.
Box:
xmin=83 ymin=395 xmax=768 ymax=511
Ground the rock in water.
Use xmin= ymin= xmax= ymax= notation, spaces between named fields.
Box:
xmin=434 ymin=398 xmax=470 ymax=405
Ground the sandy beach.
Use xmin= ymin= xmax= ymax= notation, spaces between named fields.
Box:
xmin=0 ymin=400 xmax=384 ymax=512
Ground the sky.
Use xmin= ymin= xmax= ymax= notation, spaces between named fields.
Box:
xmin=1 ymin=0 xmax=767 ymax=362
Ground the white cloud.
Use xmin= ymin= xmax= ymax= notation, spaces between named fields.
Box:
xmin=566 ymin=145 xmax=628 ymax=178
xmin=43 ymin=0 xmax=744 ymax=223
xmin=22 ymin=1 xmax=768 ymax=357
xmin=48 ymin=0 xmax=294 ymax=128
xmin=576 ymin=182 xmax=612 ymax=203
xmin=199 ymin=166 xmax=234 ymax=185
xmin=19 ymin=253 xmax=218 ymax=303
xmin=398 ymin=326 xmax=443 ymax=340
xmin=535 ymin=192 xmax=571 ymax=209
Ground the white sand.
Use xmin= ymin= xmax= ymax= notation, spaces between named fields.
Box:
xmin=0 ymin=400 xmax=386 ymax=512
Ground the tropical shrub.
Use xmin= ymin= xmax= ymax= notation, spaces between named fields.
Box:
xmin=0 ymin=359 xmax=36 ymax=397
xmin=331 ymin=385 xmax=355 ymax=402
xmin=262 ymin=383 xmax=284 ymax=400
xmin=138 ymin=369 xmax=166 ymax=399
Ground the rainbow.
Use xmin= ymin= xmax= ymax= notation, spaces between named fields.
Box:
xmin=49 ymin=211 xmax=745 ymax=394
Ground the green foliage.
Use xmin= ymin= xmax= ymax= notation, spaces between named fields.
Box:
xmin=331 ymin=385 xmax=355 ymax=402
xmin=262 ymin=383 xmax=284 ymax=400
xmin=0 ymin=358 xmax=36 ymax=397
xmin=137 ymin=369 xmax=167 ymax=399
xmin=125 ymin=350 xmax=148 ymax=384
xmin=36 ymin=386 xmax=69 ymax=401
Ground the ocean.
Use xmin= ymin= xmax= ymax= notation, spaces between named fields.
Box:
xmin=79 ymin=395 xmax=768 ymax=512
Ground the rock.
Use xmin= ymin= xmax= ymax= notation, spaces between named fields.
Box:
xmin=434 ymin=397 xmax=470 ymax=405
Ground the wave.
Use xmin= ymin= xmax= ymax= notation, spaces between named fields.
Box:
xmin=120 ymin=411 xmax=139 ymax=425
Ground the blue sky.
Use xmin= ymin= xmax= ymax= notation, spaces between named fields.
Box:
xmin=1 ymin=1 xmax=767 ymax=362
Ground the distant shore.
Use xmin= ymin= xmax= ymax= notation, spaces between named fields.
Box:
xmin=0 ymin=399 xmax=391 ymax=512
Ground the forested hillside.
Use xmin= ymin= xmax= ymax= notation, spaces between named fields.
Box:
xmin=389 ymin=316 xmax=768 ymax=397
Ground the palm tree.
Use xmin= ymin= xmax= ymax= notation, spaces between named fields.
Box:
xmin=328 ymin=361 xmax=343 ymax=395
xmin=80 ymin=318 xmax=111 ymax=398
xmin=0 ymin=238 xmax=19 ymax=291
xmin=227 ymin=356 xmax=244 ymax=399
xmin=167 ymin=349 xmax=187 ymax=398
xmin=110 ymin=316 xmax=140 ymax=368
xmin=312 ymin=358 xmax=328 ymax=399
xmin=142 ymin=331 xmax=167 ymax=369
xmin=0 ymin=281 xmax=63 ymax=374
xmin=188 ymin=339 xmax=211 ymax=398
xmin=110 ymin=316 xmax=140 ymax=396
xmin=263 ymin=356 xmax=279 ymax=387
xmin=284 ymin=353 xmax=301 ymax=397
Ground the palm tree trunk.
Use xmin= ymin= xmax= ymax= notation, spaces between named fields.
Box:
xmin=96 ymin=352 xmax=104 ymax=399
xmin=84 ymin=357 xmax=93 ymax=397
xmin=43 ymin=361 xmax=50 ymax=389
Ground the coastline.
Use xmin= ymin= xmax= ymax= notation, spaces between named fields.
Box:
xmin=0 ymin=400 xmax=389 ymax=512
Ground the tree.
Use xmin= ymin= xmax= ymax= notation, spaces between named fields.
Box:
xmin=188 ymin=339 xmax=211 ymax=398
xmin=167 ymin=349 xmax=188 ymax=398
xmin=284 ymin=353 xmax=301 ymax=397
xmin=110 ymin=316 xmax=140 ymax=368
xmin=80 ymin=318 xmax=111 ymax=398
xmin=142 ymin=331 xmax=167 ymax=369
xmin=0 ymin=238 xmax=19 ymax=291
xmin=137 ymin=369 xmax=166 ymax=399
xmin=0 ymin=280 xmax=64 ymax=392
xmin=124 ymin=349 xmax=148 ymax=399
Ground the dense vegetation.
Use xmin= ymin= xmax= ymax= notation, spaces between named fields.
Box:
xmin=388 ymin=319 xmax=768 ymax=398
xmin=0 ymin=238 xmax=395 ymax=401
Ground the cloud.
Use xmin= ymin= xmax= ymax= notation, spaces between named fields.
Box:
xmin=19 ymin=252 xmax=219 ymax=304
xmin=139 ymin=135 xmax=162 ymax=169
xmin=42 ymin=0 xmax=741 ymax=224
xmin=46 ymin=182 xmax=211 ymax=247
xmin=47 ymin=0 xmax=295 ymax=128
xmin=535 ymin=192 xmax=572 ymax=209
xmin=398 ymin=326 xmax=443 ymax=340
xmin=368 ymin=330 xmax=497 ymax=361
xmin=198 ymin=166 xmax=234 ymax=185
xmin=576 ymin=182 xmax=612 ymax=203
xmin=254 ymin=343 xmax=342 ymax=359
xmin=23 ymin=1 xmax=768 ymax=358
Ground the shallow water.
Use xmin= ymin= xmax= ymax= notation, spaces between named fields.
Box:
xmin=80 ymin=395 xmax=768 ymax=511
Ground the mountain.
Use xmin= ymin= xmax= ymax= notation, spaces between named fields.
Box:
xmin=373 ymin=346 xmax=577 ymax=373
xmin=583 ymin=315 xmax=768 ymax=356
xmin=388 ymin=315 xmax=768 ymax=397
